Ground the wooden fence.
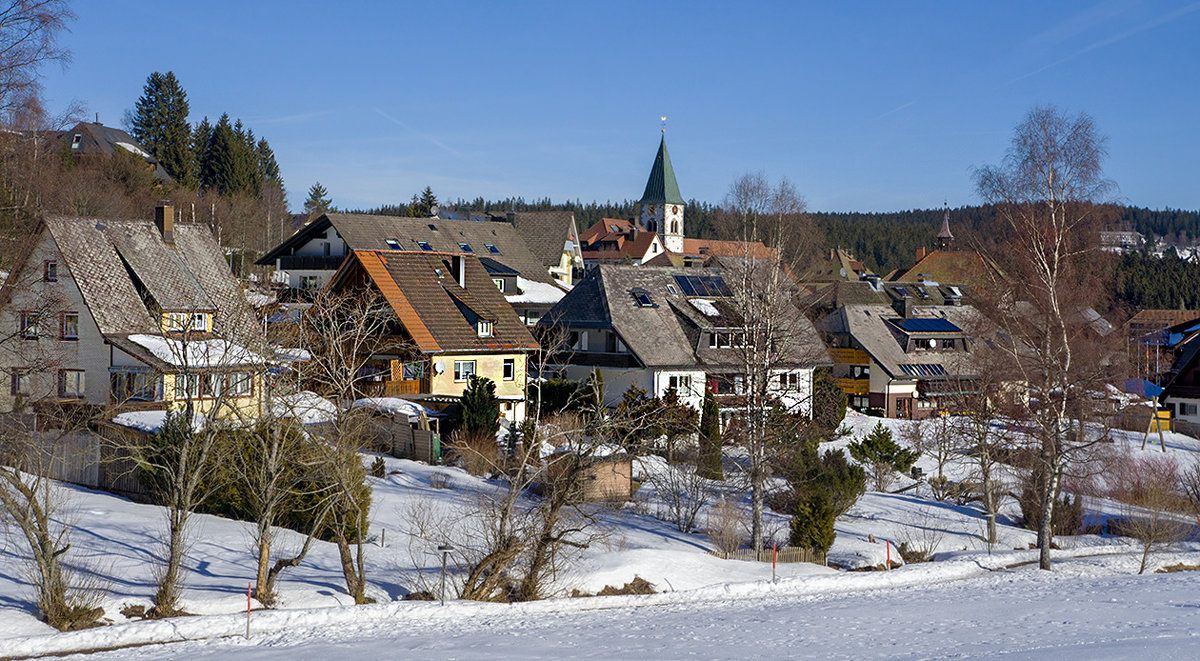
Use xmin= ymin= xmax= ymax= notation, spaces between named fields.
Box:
xmin=708 ymin=547 xmax=826 ymax=565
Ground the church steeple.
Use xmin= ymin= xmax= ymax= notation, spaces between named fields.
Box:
xmin=639 ymin=132 xmax=685 ymax=253
xmin=936 ymin=202 xmax=954 ymax=250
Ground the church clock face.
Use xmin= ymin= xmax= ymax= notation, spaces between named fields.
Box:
xmin=648 ymin=204 xmax=657 ymax=215
xmin=671 ymin=205 xmax=679 ymax=214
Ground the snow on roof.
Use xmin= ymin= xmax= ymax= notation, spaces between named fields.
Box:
xmin=115 ymin=141 xmax=151 ymax=158
xmin=351 ymin=397 xmax=440 ymax=421
xmin=128 ymin=334 xmax=265 ymax=368
xmin=505 ymin=277 xmax=567 ymax=305
xmin=245 ymin=290 xmax=276 ymax=309
xmin=273 ymin=391 xmax=338 ymax=424
xmin=272 ymin=346 xmax=312 ymax=362
xmin=112 ymin=410 xmax=206 ymax=433
xmin=690 ymin=298 xmax=720 ymax=317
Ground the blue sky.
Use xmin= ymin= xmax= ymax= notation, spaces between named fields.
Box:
xmin=37 ymin=1 xmax=1200 ymax=213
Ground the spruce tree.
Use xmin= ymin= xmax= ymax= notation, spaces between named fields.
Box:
xmin=410 ymin=186 xmax=438 ymax=216
xmin=257 ymin=138 xmax=282 ymax=187
xmin=304 ymin=182 xmax=334 ymax=216
xmin=130 ymin=71 xmax=195 ymax=187
xmin=697 ymin=388 xmax=723 ymax=480
xmin=848 ymin=422 xmax=920 ymax=491
xmin=460 ymin=376 xmax=500 ymax=438
xmin=191 ymin=116 xmax=213 ymax=187
xmin=202 ymin=114 xmax=253 ymax=194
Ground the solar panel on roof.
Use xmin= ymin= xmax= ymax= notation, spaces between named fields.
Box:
xmin=899 ymin=318 xmax=961 ymax=332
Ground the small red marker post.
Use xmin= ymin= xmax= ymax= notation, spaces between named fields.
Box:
xmin=246 ymin=582 xmax=252 ymax=639
xmin=886 ymin=539 xmax=891 ymax=570
xmin=772 ymin=542 xmax=777 ymax=583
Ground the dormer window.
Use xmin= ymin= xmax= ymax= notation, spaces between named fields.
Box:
xmin=477 ymin=320 xmax=493 ymax=337
xmin=70 ymin=134 xmax=82 ymax=149
xmin=166 ymin=312 xmax=208 ymax=332
xmin=385 ymin=239 xmax=402 ymax=250
xmin=418 ymin=241 xmax=433 ymax=251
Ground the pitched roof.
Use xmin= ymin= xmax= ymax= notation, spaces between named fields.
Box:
xmin=890 ymin=250 xmax=993 ymax=286
xmin=58 ymin=122 xmax=173 ymax=181
xmin=639 ymin=135 xmax=684 ymax=205
xmin=507 ymin=210 xmax=580 ymax=269
xmin=579 ymin=218 xmax=664 ymax=263
xmin=258 ymin=213 xmax=555 ymax=284
xmin=679 ymin=237 xmax=775 ymax=259
xmin=336 ymin=250 xmax=538 ymax=354
xmin=7 ymin=214 xmax=258 ymax=342
xmin=543 ymin=265 xmax=828 ymax=369
xmin=825 ymin=303 xmax=979 ymax=381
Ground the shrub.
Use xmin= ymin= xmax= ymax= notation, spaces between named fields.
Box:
xmin=789 ymin=493 xmax=835 ymax=554
xmin=370 ymin=456 xmax=386 ymax=478
xmin=461 ymin=375 xmax=500 ymax=438
xmin=447 ymin=427 xmax=499 ymax=477
xmin=697 ymin=389 xmax=723 ymax=480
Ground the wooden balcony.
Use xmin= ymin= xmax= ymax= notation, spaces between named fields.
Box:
xmin=360 ymin=378 xmax=429 ymax=398
xmin=829 ymin=347 xmax=869 ymax=365
xmin=834 ymin=377 xmax=869 ymax=395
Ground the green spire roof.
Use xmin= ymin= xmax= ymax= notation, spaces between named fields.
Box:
xmin=639 ymin=134 xmax=684 ymax=205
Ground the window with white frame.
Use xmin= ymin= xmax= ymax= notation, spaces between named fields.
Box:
xmin=1180 ymin=402 xmax=1199 ymax=418
xmin=668 ymin=375 xmax=692 ymax=393
xmin=191 ymin=313 xmax=207 ymax=331
xmin=493 ymin=278 xmax=505 ymax=292
xmin=10 ymin=369 xmax=29 ymax=396
xmin=503 ymin=358 xmax=515 ymax=381
xmin=227 ymin=372 xmax=252 ymax=397
xmin=477 ymin=320 xmax=493 ymax=337
xmin=174 ymin=373 xmax=200 ymax=400
xmin=300 ymin=275 xmax=320 ymax=289
xmin=453 ymin=360 xmax=476 ymax=382
xmin=44 ymin=260 xmax=58 ymax=282
xmin=59 ymin=369 xmax=85 ymax=398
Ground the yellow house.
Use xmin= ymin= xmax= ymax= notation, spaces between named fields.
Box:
xmin=0 ymin=205 xmax=267 ymax=422
xmin=328 ymin=250 xmax=539 ymax=423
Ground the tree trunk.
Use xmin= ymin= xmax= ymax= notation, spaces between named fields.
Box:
xmin=155 ymin=510 xmax=188 ymax=614
xmin=1037 ymin=467 xmax=1061 ymax=571
xmin=751 ymin=467 xmax=765 ymax=552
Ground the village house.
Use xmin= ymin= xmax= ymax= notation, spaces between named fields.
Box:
xmin=255 ymin=212 xmax=567 ymax=324
xmin=0 ymin=204 xmax=265 ymax=421
xmin=326 ymin=249 xmax=539 ymax=423
xmin=540 ymin=265 xmax=827 ymax=419
xmin=810 ymin=278 xmax=978 ymax=419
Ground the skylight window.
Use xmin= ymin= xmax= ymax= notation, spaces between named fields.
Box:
xmin=428 ymin=224 xmax=438 ymax=231
xmin=894 ymin=287 xmax=911 ymax=299
xmin=417 ymin=241 xmax=433 ymax=251
xmin=631 ymin=289 xmax=655 ymax=307
xmin=458 ymin=242 xmax=474 ymax=253
xmin=385 ymin=239 xmax=401 ymax=250
xmin=485 ymin=244 xmax=500 ymax=254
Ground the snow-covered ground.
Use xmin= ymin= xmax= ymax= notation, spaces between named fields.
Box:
xmin=3 ymin=411 xmax=1199 ymax=658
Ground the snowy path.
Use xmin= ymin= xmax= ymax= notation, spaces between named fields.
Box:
xmin=48 ymin=555 xmax=1200 ymax=660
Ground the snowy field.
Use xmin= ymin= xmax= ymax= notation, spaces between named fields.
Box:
xmin=3 ymin=412 xmax=1200 ymax=658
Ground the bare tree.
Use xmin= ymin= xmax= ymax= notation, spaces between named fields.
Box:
xmin=0 ymin=1 xmax=74 ymax=121
xmin=1109 ymin=452 xmax=1192 ymax=574
xmin=940 ymin=369 xmax=1015 ymax=545
xmin=904 ymin=416 xmax=960 ymax=500
xmin=973 ymin=105 xmax=1122 ymax=570
xmin=718 ymin=172 xmax=827 ymax=553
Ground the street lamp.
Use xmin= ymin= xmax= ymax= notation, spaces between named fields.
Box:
xmin=437 ymin=544 xmax=455 ymax=606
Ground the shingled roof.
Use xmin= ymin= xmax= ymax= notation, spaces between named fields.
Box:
xmin=332 ymin=250 xmax=538 ymax=354
xmin=542 ymin=265 xmax=828 ymax=370
xmin=257 ymin=213 xmax=555 ymax=284
xmin=507 ymin=210 xmax=580 ymax=269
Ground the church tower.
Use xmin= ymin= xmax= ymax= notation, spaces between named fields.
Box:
xmin=935 ymin=203 xmax=955 ymax=250
xmin=639 ymin=132 xmax=685 ymax=254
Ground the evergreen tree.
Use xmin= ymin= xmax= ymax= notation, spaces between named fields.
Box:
xmin=256 ymin=138 xmax=282 ymax=186
xmin=848 ymin=422 xmax=920 ymax=491
xmin=410 ymin=186 xmax=438 ymax=217
xmin=130 ymin=71 xmax=195 ymax=187
xmin=697 ymin=388 xmax=723 ymax=480
xmin=191 ymin=116 xmax=212 ymax=187
xmin=789 ymin=493 xmax=835 ymax=554
xmin=202 ymin=114 xmax=253 ymax=194
xmin=460 ymin=376 xmax=500 ymax=438
xmin=304 ymin=182 xmax=334 ymax=216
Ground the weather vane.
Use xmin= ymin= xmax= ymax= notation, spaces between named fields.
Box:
xmin=661 ymin=116 xmax=667 ymax=133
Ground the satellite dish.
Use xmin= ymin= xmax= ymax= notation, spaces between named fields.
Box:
xmin=433 ymin=361 xmax=445 ymax=375
xmin=928 ymin=339 xmax=938 ymax=348
xmin=839 ymin=268 xmax=848 ymax=278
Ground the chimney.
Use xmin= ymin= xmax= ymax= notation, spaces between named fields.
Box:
xmin=915 ymin=246 xmax=927 ymax=262
xmin=155 ymin=202 xmax=175 ymax=245
xmin=506 ymin=211 xmax=516 ymax=226
xmin=451 ymin=255 xmax=466 ymax=288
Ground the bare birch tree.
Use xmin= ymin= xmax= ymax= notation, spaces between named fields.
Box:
xmin=717 ymin=172 xmax=827 ymax=553
xmin=973 ymin=105 xmax=1122 ymax=570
